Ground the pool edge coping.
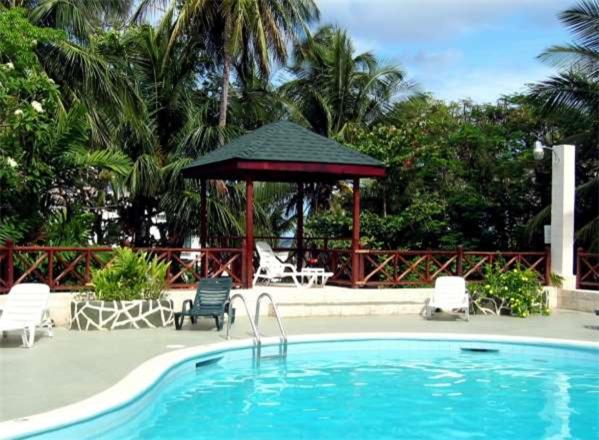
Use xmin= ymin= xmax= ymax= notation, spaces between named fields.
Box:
xmin=2 ymin=332 xmax=599 ymax=439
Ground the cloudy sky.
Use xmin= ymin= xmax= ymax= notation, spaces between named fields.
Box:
xmin=316 ymin=0 xmax=571 ymax=103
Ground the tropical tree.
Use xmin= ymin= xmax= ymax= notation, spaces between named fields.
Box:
xmin=163 ymin=0 xmax=319 ymax=130
xmin=307 ymin=95 xmax=554 ymax=250
xmin=529 ymin=0 xmax=599 ymax=250
xmin=282 ymin=25 xmax=408 ymax=139
xmin=0 ymin=7 xmax=130 ymax=244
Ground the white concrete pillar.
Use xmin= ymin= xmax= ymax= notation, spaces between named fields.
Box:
xmin=550 ymin=144 xmax=576 ymax=288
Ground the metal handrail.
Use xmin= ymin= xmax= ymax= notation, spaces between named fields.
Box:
xmin=255 ymin=292 xmax=287 ymax=357
xmin=226 ymin=293 xmax=260 ymax=345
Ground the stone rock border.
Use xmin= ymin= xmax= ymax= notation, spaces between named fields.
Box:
xmin=71 ymin=300 xmax=174 ymax=330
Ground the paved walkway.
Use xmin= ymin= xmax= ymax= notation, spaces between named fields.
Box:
xmin=1 ymin=310 xmax=597 ymax=421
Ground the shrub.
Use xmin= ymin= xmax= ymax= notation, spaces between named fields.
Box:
xmin=90 ymin=248 xmax=169 ymax=301
xmin=469 ymin=263 xmax=549 ymax=317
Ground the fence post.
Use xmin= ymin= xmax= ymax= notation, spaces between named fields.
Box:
xmin=544 ymin=246 xmax=551 ymax=286
xmin=576 ymin=247 xmax=583 ymax=289
xmin=241 ymin=239 xmax=248 ymax=288
xmin=47 ymin=249 xmax=54 ymax=288
xmin=457 ymin=245 xmax=464 ymax=276
xmin=6 ymin=240 xmax=14 ymax=290
xmin=203 ymin=250 xmax=209 ymax=278
xmin=425 ymin=250 xmax=431 ymax=284
xmin=166 ymin=250 xmax=172 ymax=286
xmin=84 ymin=249 xmax=91 ymax=285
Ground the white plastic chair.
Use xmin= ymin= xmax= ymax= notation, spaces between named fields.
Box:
xmin=0 ymin=283 xmax=52 ymax=348
xmin=425 ymin=276 xmax=469 ymax=321
xmin=253 ymin=241 xmax=332 ymax=288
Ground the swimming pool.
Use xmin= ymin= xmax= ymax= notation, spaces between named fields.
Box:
xmin=8 ymin=335 xmax=599 ymax=439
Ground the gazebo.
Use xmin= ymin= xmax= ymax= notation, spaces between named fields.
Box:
xmin=182 ymin=121 xmax=386 ymax=288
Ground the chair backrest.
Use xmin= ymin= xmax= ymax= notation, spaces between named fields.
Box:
xmin=1 ymin=283 xmax=50 ymax=325
xmin=255 ymin=241 xmax=286 ymax=275
xmin=194 ymin=277 xmax=232 ymax=313
xmin=432 ymin=276 xmax=466 ymax=303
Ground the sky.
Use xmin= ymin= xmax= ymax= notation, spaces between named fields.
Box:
xmin=316 ymin=0 xmax=572 ymax=103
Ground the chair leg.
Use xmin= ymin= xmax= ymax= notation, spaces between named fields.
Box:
xmin=174 ymin=313 xmax=183 ymax=330
xmin=291 ymin=274 xmax=302 ymax=288
xmin=22 ymin=326 xmax=35 ymax=348
xmin=253 ymin=268 xmax=263 ymax=287
xmin=43 ymin=310 xmax=53 ymax=337
xmin=214 ymin=315 xmax=222 ymax=331
xmin=425 ymin=305 xmax=433 ymax=320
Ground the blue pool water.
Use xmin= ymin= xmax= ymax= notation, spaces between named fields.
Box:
xmin=26 ymin=339 xmax=599 ymax=440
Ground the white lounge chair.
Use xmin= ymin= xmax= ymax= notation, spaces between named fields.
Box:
xmin=425 ymin=276 xmax=469 ymax=321
xmin=0 ymin=283 xmax=53 ymax=348
xmin=253 ymin=241 xmax=332 ymax=288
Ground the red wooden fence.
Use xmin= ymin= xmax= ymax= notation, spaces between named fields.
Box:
xmin=576 ymin=249 xmax=599 ymax=290
xmin=317 ymin=248 xmax=551 ymax=287
xmin=0 ymin=240 xmax=562 ymax=292
xmin=0 ymin=241 xmax=244 ymax=292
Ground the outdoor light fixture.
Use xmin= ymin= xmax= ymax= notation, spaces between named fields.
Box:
xmin=533 ymin=140 xmax=550 ymax=160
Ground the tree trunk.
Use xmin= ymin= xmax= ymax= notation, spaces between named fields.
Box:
xmin=218 ymin=53 xmax=231 ymax=131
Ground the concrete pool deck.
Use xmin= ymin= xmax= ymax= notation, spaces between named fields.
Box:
xmin=1 ymin=310 xmax=598 ymax=422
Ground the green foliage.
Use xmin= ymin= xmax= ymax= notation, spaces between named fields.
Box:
xmin=91 ymin=248 xmax=169 ymax=301
xmin=469 ymin=263 xmax=549 ymax=318
xmin=43 ymin=210 xmax=93 ymax=246
xmin=529 ymin=0 xmax=599 ymax=251
xmin=0 ymin=7 xmax=130 ymax=245
xmin=283 ymin=25 xmax=407 ymax=138
xmin=0 ymin=7 xmax=65 ymax=68
xmin=308 ymin=96 xmax=553 ymax=250
xmin=0 ymin=1 xmax=596 ymax=256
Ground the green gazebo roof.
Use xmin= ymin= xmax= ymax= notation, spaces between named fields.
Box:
xmin=182 ymin=121 xmax=385 ymax=182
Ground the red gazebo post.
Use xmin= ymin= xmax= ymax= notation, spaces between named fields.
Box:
xmin=200 ymin=179 xmax=208 ymax=276
xmin=351 ymin=178 xmax=361 ymax=288
xmin=245 ymin=180 xmax=254 ymax=289
xmin=296 ymin=182 xmax=304 ymax=271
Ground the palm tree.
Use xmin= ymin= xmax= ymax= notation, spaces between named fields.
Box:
xmin=166 ymin=0 xmax=319 ymax=131
xmin=93 ymin=8 xmax=293 ymax=245
xmin=529 ymin=0 xmax=599 ymax=250
xmin=531 ymin=0 xmax=598 ymax=121
xmin=282 ymin=25 xmax=409 ymax=139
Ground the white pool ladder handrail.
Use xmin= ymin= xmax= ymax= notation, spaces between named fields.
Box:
xmin=255 ymin=292 xmax=288 ymax=358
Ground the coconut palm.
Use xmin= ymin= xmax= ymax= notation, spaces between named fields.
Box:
xmin=531 ymin=0 xmax=598 ymax=118
xmin=282 ymin=25 xmax=409 ymax=139
xmin=163 ymin=0 xmax=319 ymax=131
xmin=528 ymin=0 xmax=599 ymax=250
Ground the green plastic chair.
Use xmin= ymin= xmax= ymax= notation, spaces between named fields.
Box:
xmin=174 ymin=277 xmax=235 ymax=330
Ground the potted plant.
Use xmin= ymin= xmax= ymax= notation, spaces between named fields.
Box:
xmin=71 ymin=248 xmax=174 ymax=330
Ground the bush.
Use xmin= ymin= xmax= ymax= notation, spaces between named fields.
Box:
xmin=90 ymin=248 xmax=169 ymax=301
xmin=469 ymin=263 xmax=549 ymax=317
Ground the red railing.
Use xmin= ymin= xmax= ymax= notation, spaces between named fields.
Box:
xmin=0 ymin=242 xmax=243 ymax=292
xmin=319 ymin=248 xmax=551 ymax=287
xmin=577 ymin=249 xmax=599 ymax=290
xmin=0 ymin=240 xmax=561 ymax=292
